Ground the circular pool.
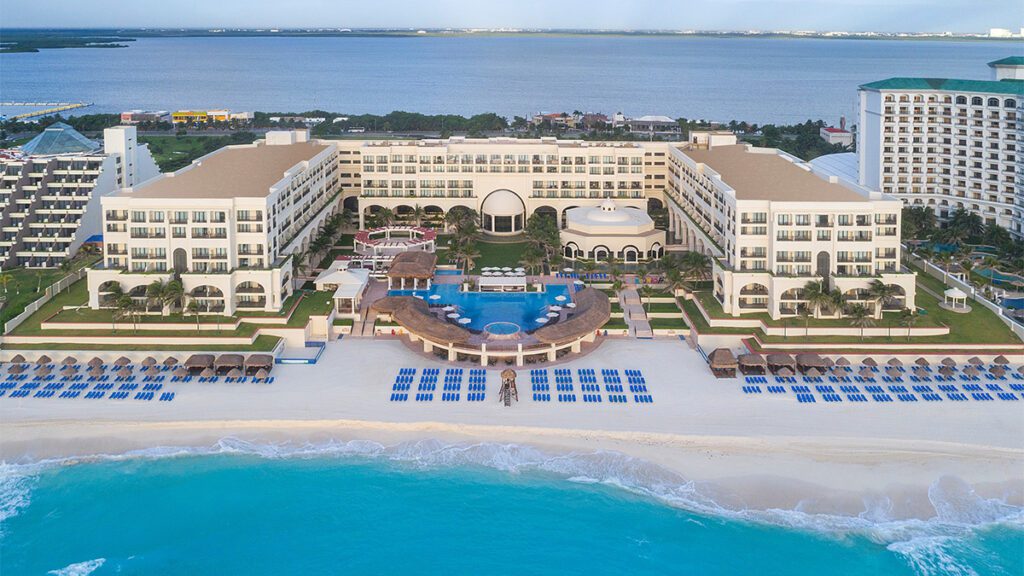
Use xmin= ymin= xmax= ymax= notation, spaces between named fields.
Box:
xmin=483 ymin=321 xmax=522 ymax=340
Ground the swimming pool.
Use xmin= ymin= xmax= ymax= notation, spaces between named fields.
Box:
xmin=388 ymin=284 xmax=570 ymax=332
xmin=434 ymin=269 xmax=463 ymax=276
xmin=1002 ymin=298 xmax=1024 ymax=309
xmin=977 ymin=268 xmax=1023 ymax=285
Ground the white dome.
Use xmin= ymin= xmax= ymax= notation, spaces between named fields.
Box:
xmin=481 ymin=189 xmax=525 ymax=217
xmin=585 ymin=200 xmax=632 ymax=223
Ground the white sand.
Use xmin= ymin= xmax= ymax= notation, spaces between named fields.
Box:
xmin=2 ymin=339 xmax=1022 ymax=517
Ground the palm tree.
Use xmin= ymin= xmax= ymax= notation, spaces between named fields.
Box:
xmin=580 ymin=259 xmax=597 ymax=284
xmin=898 ymin=308 xmax=917 ymax=342
xmin=115 ymin=294 xmax=138 ymax=333
xmin=679 ymin=251 xmax=711 ymax=284
xmin=802 ymin=281 xmax=833 ymax=319
xmin=639 ymin=285 xmax=656 ymax=312
xmin=796 ymin=305 xmax=813 ymax=335
xmin=163 ymin=280 xmax=184 ymax=313
xmin=847 ymin=304 xmax=874 ymax=340
xmin=519 ymin=250 xmax=544 ymax=276
xmin=460 ymin=245 xmax=481 ymax=274
xmin=866 ymin=279 xmax=899 ymax=319
xmin=411 ymin=205 xmax=426 ymax=227
xmin=664 ymin=268 xmax=689 ymax=295
xmin=0 ymin=272 xmax=11 ymax=296
xmin=377 ymin=207 xmax=396 ymax=227
xmin=186 ymin=299 xmax=201 ymax=331
xmin=146 ymin=280 xmax=167 ymax=315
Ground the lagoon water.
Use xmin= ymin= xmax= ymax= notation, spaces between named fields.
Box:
xmin=0 ymin=36 xmax=1019 ymax=123
xmin=1 ymin=441 xmax=1021 ymax=575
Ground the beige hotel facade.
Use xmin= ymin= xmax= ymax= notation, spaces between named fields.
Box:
xmin=87 ymin=130 xmax=916 ymax=320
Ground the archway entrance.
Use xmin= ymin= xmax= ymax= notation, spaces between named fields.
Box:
xmin=481 ymin=189 xmax=526 ymax=236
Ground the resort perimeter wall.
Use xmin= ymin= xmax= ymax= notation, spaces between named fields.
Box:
xmin=2 ymin=268 xmax=87 ymax=334
xmin=0 ymin=338 xmax=286 ymax=362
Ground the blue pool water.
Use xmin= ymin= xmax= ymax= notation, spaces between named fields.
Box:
xmin=977 ymin=268 xmax=1023 ymax=284
xmin=434 ymin=269 xmax=463 ymax=276
xmin=389 ymin=283 xmax=570 ymax=332
xmin=2 ymin=442 xmax=1021 ymax=575
xmin=1001 ymin=298 xmax=1024 ymax=310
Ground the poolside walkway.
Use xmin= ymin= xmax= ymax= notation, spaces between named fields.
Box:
xmin=622 ymin=289 xmax=653 ymax=338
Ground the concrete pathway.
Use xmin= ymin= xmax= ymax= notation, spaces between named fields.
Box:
xmin=621 ymin=288 xmax=654 ymax=338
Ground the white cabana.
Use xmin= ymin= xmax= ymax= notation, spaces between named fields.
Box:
xmin=315 ymin=263 xmax=371 ymax=318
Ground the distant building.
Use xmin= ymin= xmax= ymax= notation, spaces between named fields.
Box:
xmin=269 ymin=116 xmax=326 ymax=126
xmin=626 ymin=115 xmax=680 ymax=135
xmin=989 ymin=28 xmax=1014 ymax=38
xmin=580 ymin=113 xmax=609 ymax=130
xmin=0 ymin=123 xmax=160 ymax=268
xmin=858 ymin=57 xmax=1023 ymax=236
xmin=171 ymin=110 xmax=253 ymax=124
xmin=531 ymin=113 xmax=578 ymax=129
xmin=120 ymin=110 xmax=170 ymax=124
xmin=820 ymin=117 xmax=853 ymax=146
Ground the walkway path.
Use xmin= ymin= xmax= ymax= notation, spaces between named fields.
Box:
xmin=622 ymin=288 xmax=653 ymax=338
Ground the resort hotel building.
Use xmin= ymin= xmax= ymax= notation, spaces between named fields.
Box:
xmin=0 ymin=123 xmax=159 ymax=268
xmin=857 ymin=57 xmax=1024 ymax=236
xmin=86 ymin=130 xmax=339 ymax=314
xmin=82 ymin=129 xmax=916 ymax=322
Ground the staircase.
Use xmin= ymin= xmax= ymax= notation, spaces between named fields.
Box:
xmin=621 ymin=288 xmax=653 ymax=339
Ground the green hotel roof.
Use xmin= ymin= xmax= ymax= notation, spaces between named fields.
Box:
xmin=988 ymin=56 xmax=1024 ymax=67
xmin=859 ymin=77 xmax=1024 ymax=96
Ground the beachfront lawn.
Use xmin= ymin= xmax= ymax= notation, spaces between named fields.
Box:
xmin=679 ymin=298 xmax=755 ymax=335
xmin=0 ymin=255 xmax=99 ymax=326
xmin=284 ymin=291 xmax=335 ymax=327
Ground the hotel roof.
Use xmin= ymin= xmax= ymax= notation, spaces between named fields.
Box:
xmin=988 ymin=57 xmax=1024 ymax=67
xmin=682 ymin=145 xmax=867 ymax=202
xmin=131 ymin=141 xmax=329 ymax=199
xmin=859 ymin=77 xmax=1024 ymax=95
xmin=20 ymin=122 xmax=100 ymax=156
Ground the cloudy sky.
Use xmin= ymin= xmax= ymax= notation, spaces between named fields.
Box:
xmin=4 ymin=0 xmax=1023 ymax=33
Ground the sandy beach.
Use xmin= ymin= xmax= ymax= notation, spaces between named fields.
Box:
xmin=2 ymin=338 xmax=1023 ymax=519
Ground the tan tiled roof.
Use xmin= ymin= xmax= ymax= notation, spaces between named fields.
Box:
xmin=131 ymin=142 xmax=329 ymax=199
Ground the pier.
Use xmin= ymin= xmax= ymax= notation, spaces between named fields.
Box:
xmin=1 ymin=102 xmax=92 ymax=120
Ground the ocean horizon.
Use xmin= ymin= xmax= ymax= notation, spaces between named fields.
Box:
xmin=0 ymin=36 xmax=1018 ymax=124
xmin=2 ymin=439 xmax=1021 ymax=575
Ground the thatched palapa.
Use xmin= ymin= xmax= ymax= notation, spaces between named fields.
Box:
xmin=993 ymin=355 xmax=1009 ymax=365
xmin=737 ymin=353 xmax=767 ymax=374
xmin=163 ymin=357 xmax=179 ymax=367
xmin=386 ymin=251 xmax=438 ymax=280
xmin=533 ymin=288 xmax=610 ymax=345
xmin=185 ymin=354 xmax=215 ymax=371
xmin=372 ymin=296 xmax=472 ymax=345
xmin=708 ymin=348 xmax=738 ymax=378
xmin=862 ymin=357 xmax=878 ymax=367
xmin=215 ymin=354 xmax=244 ymax=371
xmin=244 ymin=354 xmax=274 ymax=372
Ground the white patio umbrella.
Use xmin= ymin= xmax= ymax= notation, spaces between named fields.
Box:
xmin=566 ymin=302 xmax=577 ymax=308
xmin=535 ymin=317 xmax=549 ymax=324
xmin=442 ymin=306 xmax=455 ymax=311
xmin=515 ymin=267 xmax=525 ymax=272
xmin=447 ymin=313 xmax=461 ymax=319
xmin=505 ymin=271 xmax=517 ymax=276
xmin=428 ymin=294 xmax=441 ymax=300
xmin=458 ymin=317 xmax=472 ymax=324
xmin=547 ymin=312 xmax=560 ymax=318
xmin=555 ymin=295 xmax=567 ymax=302
xmin=501 ymin=267 xmax=512 ymax=271
xmin=573 ymin=280 xmax=585 ymax=285
xmin=549 ymin=305 xmax=563 ymax=311
xmin=563 ymin=267 xmax=574 ymax=272
xmin=414 ymin=295 xmax=425 ymax=299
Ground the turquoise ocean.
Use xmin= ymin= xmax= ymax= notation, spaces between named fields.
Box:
xmin=1 ymin=440 xmax=1021 ymax=575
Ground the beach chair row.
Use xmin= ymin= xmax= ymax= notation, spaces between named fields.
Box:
xmin=555 ymin=272 xmax=608 ymax=280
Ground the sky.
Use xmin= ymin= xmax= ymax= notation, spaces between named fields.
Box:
xmin=3 ymin=0 xmax=1023 ymax=33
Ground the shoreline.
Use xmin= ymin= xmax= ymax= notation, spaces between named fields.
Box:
xmin=4 ymin=416 xmax=1022 ymax=523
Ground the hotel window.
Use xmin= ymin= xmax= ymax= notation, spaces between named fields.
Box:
xmin=171 ymin=211 xmax=188 ymax=224
xmin=131 ymin=210 xmax=146 ymax=223
xmin=795 ymin=214 xmax=810 ymax=226
xmin=777 ymin=214 xmax=792 ymax=225
xmin=192 ymin=211 xmax=207 ymax=223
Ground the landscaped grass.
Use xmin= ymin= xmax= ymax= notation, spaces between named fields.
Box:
xmin=285 ymin=291 xmax=335 ymax=327
xmin=644 ymin=302 xmax=682 ymax=313
xmin=3 ymin=335 xmax=282 ymax=352
xmin=332 ymin=318 xmax=353 ymax=327
xmin=602 ymin=318 xmax=628 ymax=330
xmin=51 ymin=306 xmax=236 ymax=326
xmin=610 ymin=302 xmax=623 ymax=313
xmin=678 ymin=298 xmax=755 ymax=335
xmin=470 ymin=241 xmax=528 ymax=273
xmin=0 ymin=255 xmax=99 ymax=326
xmin=648 ymin=317 xmax=689 ymax=329
xmin=140 ymin=134 xmax=258 ymax=172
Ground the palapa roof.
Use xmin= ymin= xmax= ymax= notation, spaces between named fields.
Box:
xmin=737 ymin=353 xmax=766 ymax=367
xmin=533 ymin=288 xmax=611 ymax=345
xmin=795 ymin=353 xmax=825 ymax=367
xmin=87 ymin=357 xmax=104 ymax=367
xmin=941 ymin=357 xmax=957 ymax=366
xmin=862 ymin=358 xmax=878 ymax=367
xmin=185 ymin=354 xmax=215 ymax=369
xmin=244 ymin=354 xmax=274 ymax=369
xmin=939 ymin=366 xmax=955 ymax=376
xmin=885 ymin=366 xmax=901 ymax=377
xmin=708 ymin=348 xmax=738 ymax=369
xmin=835 ymin=357 xmax=851 ymax=366
xmin=962 ymin=365 xmax=980 ymax=376
xmin=163 ymin=357 xmax=179 ymax=366
xmin=805 ymin=367 xmax=822 ymax=377
xmin=141 ymin=357 xmax=157 ymax=366
xmin=990 ymin=365 xmax=1006 ymax=376
xmin=173 ymin=367 xmax=188 ymax=377
xmin=766 ymin=353 xmax=796 ymax=366
xmin=62 ymin=356 xmax=78 ymax=365
xmin=113 ymin=356 xmax=131 ymax=366
xmin=859 ymin=367 xmax=874 ymax=377
xmin=887 ymin=358 xmax=903 ymax=367
xmin=967 ymin=356 xmax=983 ymax=365
xmin=993 ymin=355 xmax=1009 ymax=365
xmin=215 ymin=354 xmax=244 ymax=369
xmin=371 ymin=296 xmax=472 ymax=345
xmin=36 ymin=355 xmax=52 ymax=365
xmin=386 ymin=251 xmax=438 ymax=279
xmin=10 ymin=354 xmax=25 ymax=364
xmin=914 ymin=357 xmax=930 ymax=366
xmin=776 ymin=366 xmax=794 ymax=376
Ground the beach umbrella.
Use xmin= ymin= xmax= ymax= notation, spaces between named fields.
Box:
xmin=858 ymin=367 xmax=874 ymax=378
xmin=962 ymin=366 xmax=980 ymax=377
xmin=87 ymin=357 xmax=104 ymax=368
xmin=993 ymin=355 xmax=1010 ymax=365
xmin=914 ymin=357 xmax=930 ymax=367
xmin=117 ymin=367 xmax=132 ymax=378
xmin=990 ymin=366 xmax=1006 ymax=376
xmin=36 ymin=366 xmax=52 ymax=376
xmin=885 ymin=366 xmax=901 ymax=377
xmin=862 ymin=358 xmax=878 ymax=367
xmin=1018 ymin=365 xmax=1024 ymax=375
xmin=549 ymin=305 xmax=562 ymax=311
xmin=255 ymin=368 xmax=269 ymax=379
xmin=547 ymin=312 xmax=559 ymax=317
xmin=442 ymin=306 xmax=455 ymax=312
xmin=141 ymin=357 xmax=157 ymax=367
xmin=60 ymin=366 xmax=77 ymax=377
xmin=835 ymin=357 xmax=851 ymax=366
xmin=941 ymin=357 xmax=957 ymax=367
xmin=912 ymin=366 xmax=929 ymax=377
xmin=458 ymin=317 xmax=472 ymax=324
xmin=776 ymin=367 xmax=794 ymax=376
xmin=566 ymin=302 xmax=577 ymax=308
xmin=555 ymin=295 xmax=567 ymax=302
xmin=62 ymin=356 xmax=78 ymax=366
xmin=114 ymin=356 xmax=131 ymax=366
xmin=938 ymin=366 xmax=955 ymax=376
xmin=35 ymin=355 xmax=52 ymax=366
xmin=535 ymin=317 xmax=549 ymax=324
xmin=886 ymin=358 xmax=903 ymax=367
xmin=967 ymin=356 xmax=983 ymax=366
xmin=573 ymin=279 xmax=585 ymax=286
xmin=7 ymin=364 xmax=24 ymax=374
xmin=200 ymin=368 xmax=215 ymax=378
xmin=447 ymin=313 xmax=460 ymax=319
xmin=89 ymin=366 xmax=104 ymax=377
xmin=805 ymin=367 xmax=822 ymax=377
xmin=10 ymin=354 xmax=25 ymax=365
xmin=428 ymin=294 xmax=441 ymax=300
xmin=227 ymin=368 xmax=242 ymax=378
xmin=822 ymin=357 xmax=835 ymax=368
xmin=173 ymin=367 xmax=188 ymax=378
xmin=163 ymin=357 xmax=179 ymax=367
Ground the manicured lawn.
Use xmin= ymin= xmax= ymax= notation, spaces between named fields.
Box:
xmin=52 ymin=307 xmax=236 ymax=326
xmin=610 ymin=302 xmax=623 ymax=313
xmin=4 ymin=335 xmax=282 ymax=352
xmin=332 ymin=318 xmax=353 ymax=327
xmin=140 ymin=134 xmax=258 ymax=172
xmin=8 ymin=280 xmax=89 ymax=336
xmin=602 ymin=318 xmax=628 ymax=330
xmin=648 ymin=317 xmax=689 ymax=329
xmin=0 ymin=255 xmax=98 ymax=326
xmin=644 ymin=302 xmax=682 ymax=313
xmin=679 ymin=298 xmax=755 ymax=335
xmin=470 ymin=241 xmax=529 ymax=273
xmin=285 ymin=291 xmax=335 ymax=327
